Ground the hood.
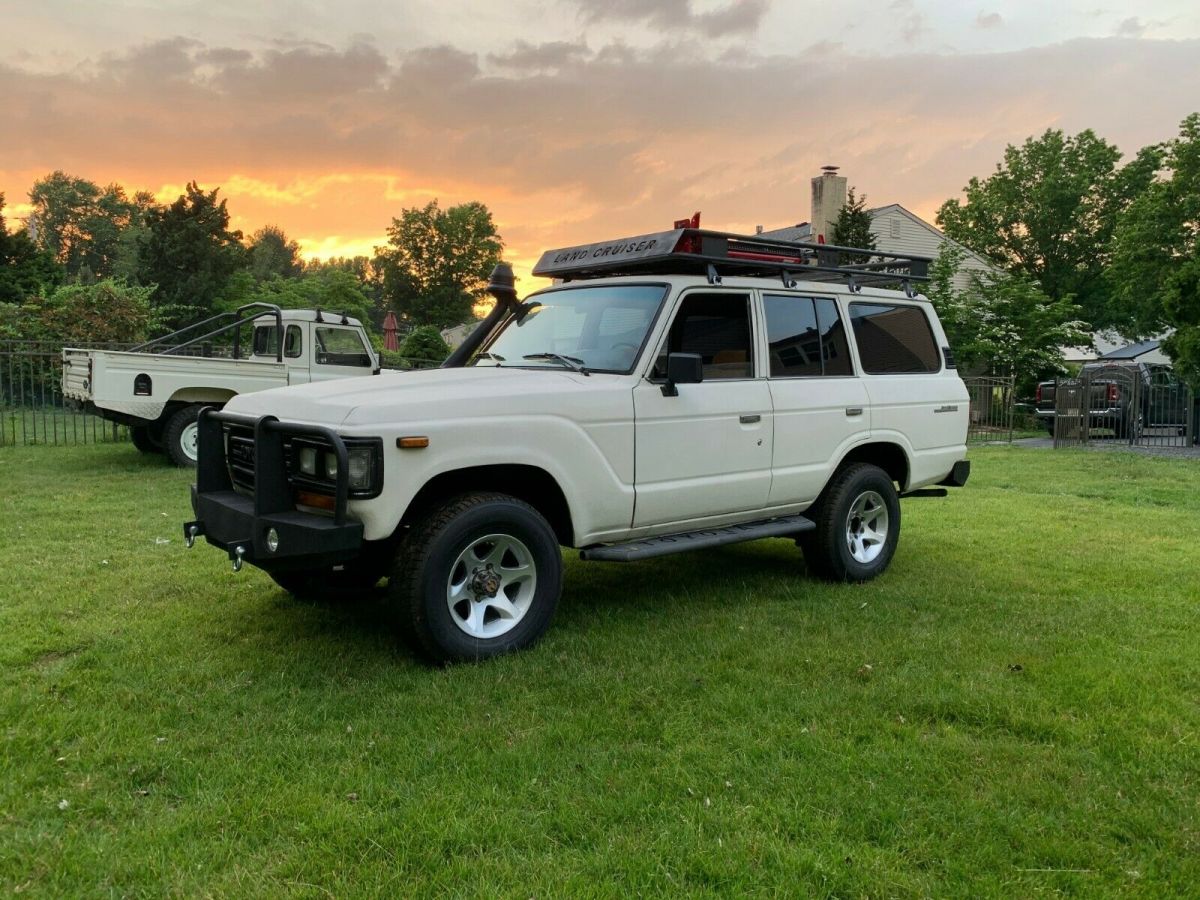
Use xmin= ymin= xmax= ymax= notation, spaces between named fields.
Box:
xmin=224 ymin=366 xmax=622 ymax=428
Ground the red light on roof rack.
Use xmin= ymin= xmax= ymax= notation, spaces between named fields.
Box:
xmin=673 ymin=212 xmax=701 ymax=229
xmin=673 ymin=233 xmax=702 ymax=254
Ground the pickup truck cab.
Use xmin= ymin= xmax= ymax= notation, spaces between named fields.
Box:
xmin=185 ymin=228 xmax=970 ymax=662
xmin=63 ymin=305 xmax=378 ymax=466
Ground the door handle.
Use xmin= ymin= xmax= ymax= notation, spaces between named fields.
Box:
xmin=739 ymin=414 xmax=761 ymax=424
xmin=845 ymin=407 xmax=863 ymax=417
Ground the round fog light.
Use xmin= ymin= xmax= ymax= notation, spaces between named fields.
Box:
xmin=266 ymin=528 xmax=280 ymax=553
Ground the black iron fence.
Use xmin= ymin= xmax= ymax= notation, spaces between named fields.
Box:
xmin=963 ymin=376 xmax=1022 ymax=444
xmin=0 ymin=341 xmax=132 ymax=447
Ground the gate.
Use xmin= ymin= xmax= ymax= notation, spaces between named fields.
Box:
xmin=1053 ymin=364 xmax=1194 ymax=449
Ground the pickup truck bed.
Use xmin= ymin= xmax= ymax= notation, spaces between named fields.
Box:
xmin=63 ymin=348 xmax=290 ymax=424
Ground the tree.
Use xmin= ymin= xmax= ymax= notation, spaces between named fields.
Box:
xmin=137 ymin=182 xmax=245 ymax=328
xmin=222 ymin=270 xmax=377 ymax=334
xmin=248 ymin=225 xmax=303 ymax=280
xmin=936 ymin=129 xmax=1161 ymax=330
xmin=0 ymin=192 xmax=62 ymax=303
xmin=928 ymin=243 xmax=1090 ymax=389
xmin=397 ymin=325 xmax=451 ymax=362
xmin=27 ymin=171 xmax=140 ymax=278
xmin=17 ymin=279 xmax=157 ymax=344
xmin=829 ymin=187 xmax=876 ymax=264
xmin=374 ymin=200 xmax=504 ymax=328
xmin=1110 ymin=113 xmax=1200 ymax=386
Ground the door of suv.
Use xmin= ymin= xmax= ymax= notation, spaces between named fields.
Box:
xmin=762 ymin=293 xmax=870 ymax=505
xmin=632 ymin=290 xmax=773 ymax=528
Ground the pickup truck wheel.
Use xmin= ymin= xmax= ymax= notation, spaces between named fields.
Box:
xmin=391 ymin=492 xmax=562 ymax=663
xmin=163 ymin=404 xmax=203 ymax=467
xmin=130 ymin=426 xmax=160 ymax=454
xmin=803 ymin=463 xmax=900 ymax=583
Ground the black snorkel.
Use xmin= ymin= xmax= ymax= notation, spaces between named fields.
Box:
xmin=442 ymin=263 xmax=520 ymax=368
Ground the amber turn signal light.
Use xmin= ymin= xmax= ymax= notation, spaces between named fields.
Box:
xmin=397 ymin=436 xmax=429 ymax=449
xmin=295 ymin=490 xmax=336 ymax=511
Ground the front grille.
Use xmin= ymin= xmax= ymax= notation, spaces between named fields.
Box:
xmin=226 ymin=427 xmax=257 ymax=490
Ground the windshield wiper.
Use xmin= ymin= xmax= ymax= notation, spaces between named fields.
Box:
xmin=475 ymin=351 xmax=506 ymax=364
xmin=522 ymin=352 xmax=590 ymax=375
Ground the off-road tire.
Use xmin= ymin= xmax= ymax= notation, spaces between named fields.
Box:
xmin=802 ymin=463 xmax=901 ymax=583
xmin=163 ymin=404 xmax=204 ymax=468
xmin=389 ymin=492 xmax=563 ymax=664
xmin=130 ymin=425 xmax=160 ymax=455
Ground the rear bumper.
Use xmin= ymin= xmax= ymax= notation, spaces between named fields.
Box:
xmin=939 ymin=460 xmax=970 ymax=488
xmin=184 ymin=408 xmax=364 ymax=572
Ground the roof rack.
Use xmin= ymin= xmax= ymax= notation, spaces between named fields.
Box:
xmin=532 ymin=228 xmax=931 ymax=295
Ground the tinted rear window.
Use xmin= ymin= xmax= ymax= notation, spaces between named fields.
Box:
xmin=849 ymin=302 xmax=940 ymax=374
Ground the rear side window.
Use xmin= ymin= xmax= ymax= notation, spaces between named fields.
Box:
xmin=253 ymin=324 xmax=304 ymax=359
xmin=764 ymin=295 xmax=853 ymax=377
xmin=849 ymin=302 xmax=941 ymax=374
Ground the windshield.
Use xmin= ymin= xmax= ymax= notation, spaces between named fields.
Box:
xmin=475 ymin=284 xmax=666 ymax=374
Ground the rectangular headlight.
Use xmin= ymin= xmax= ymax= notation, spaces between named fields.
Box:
xmin=298 ymin=446 xmax=318 ymax=476
xmin=347 ymin=447 xmax=373 ymax=489
xmin=322 ymin=446 xmax=375 ymax=490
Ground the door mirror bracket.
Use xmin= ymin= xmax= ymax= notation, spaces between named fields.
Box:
xmin=661 ymin=352 xmax=704 ymax=397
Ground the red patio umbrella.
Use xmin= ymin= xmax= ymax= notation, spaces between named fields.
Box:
xmin=382 ymin=311 xmax=399 ymax=351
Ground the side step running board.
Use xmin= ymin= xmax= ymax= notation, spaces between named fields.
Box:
xmin=580 ymin=514 xmax=815 ymax=563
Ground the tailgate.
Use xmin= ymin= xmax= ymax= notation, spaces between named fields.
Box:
xmin=62 ymin=349 xmax=94 ymax=400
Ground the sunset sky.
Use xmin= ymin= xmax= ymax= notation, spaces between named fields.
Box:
xmin=3 ymin=0 xmax=1199 ymax=288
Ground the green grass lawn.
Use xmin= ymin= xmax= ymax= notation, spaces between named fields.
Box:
xmin=1 ymin=443 xmax=1197 ymax=897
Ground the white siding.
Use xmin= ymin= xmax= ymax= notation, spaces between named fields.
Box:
xmin=868 ymin=206 xmax=995 ymax=294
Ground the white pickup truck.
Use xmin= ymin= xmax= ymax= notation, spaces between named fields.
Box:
xmin=63 ymin=305 xmax=378 ymax=465
xmin=185 ymin=228 xmax=970 ymax=663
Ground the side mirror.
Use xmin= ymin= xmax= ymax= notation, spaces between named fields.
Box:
xmin=662 ymin=352 xmax=703 ymax=397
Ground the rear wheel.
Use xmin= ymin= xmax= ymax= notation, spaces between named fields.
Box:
xmin=130 ymin=425 xmax=160 ymax=454
xmin=163 ymin=404 xmax=204 ymax=468
xmin=389 ymin=492 xmax=562 ymax=663
xmin=802 ymin=463 xmax=901 ymax=583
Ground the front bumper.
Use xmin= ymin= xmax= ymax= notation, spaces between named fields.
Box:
xmin=184 ymin=408 xmax=364 ymax=572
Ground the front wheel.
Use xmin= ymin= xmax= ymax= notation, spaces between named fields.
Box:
xmin=390 ymin=492 xmax=563 ymax=663
xmin=162 ymin=404 xmax=204 ymax=467
xmin=802 ymin=463 xmax=901 ymax=583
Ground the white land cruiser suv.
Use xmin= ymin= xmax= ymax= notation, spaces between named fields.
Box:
xmin=185 ymin=228 xmax=970 ymax=662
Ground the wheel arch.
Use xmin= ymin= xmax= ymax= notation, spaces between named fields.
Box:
xmin=402 ymin=464 xmax=575 ymax=546
xmin=167 ymin=387 xmax=237 ymax=406
xmin=835 ymin=441 xmax=911 ymax=490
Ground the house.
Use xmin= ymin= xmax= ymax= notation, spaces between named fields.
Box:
xmin=1059 ymin=332 xmax=1174 ymax=367
xmin=440 ymin=320 xmax=479 ymax=350
xmin=758 ymin=167 xmax=998 ymax=292
xmin=1097 ymin=338 xmax=1172 ymax=366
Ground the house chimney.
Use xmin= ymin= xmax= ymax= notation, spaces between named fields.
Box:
xmin=811 ymin=165 xmax=847 ymax=244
